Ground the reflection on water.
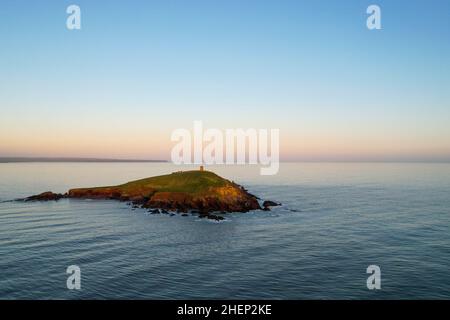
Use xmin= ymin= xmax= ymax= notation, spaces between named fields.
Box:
xmin=1 ymin=162 xmax=450 ymax=299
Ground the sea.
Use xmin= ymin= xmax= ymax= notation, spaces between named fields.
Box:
xmin=0 ymin=162 xmax=449 ymax=299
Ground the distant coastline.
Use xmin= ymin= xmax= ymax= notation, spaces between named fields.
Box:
xmin=0 ymin=157 xmax=167 ymax=163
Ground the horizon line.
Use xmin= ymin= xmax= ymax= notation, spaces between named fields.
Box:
xmin=1 ymin=157 xmax=450 ymax=164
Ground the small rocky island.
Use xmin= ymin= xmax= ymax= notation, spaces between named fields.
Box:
xmin=22 ymin=170 xmax=280 ymax=220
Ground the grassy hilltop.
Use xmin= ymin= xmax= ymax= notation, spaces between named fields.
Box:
xmin=116 ymin=170 xmax=229 ymax=194
xmin=70 ymin=170 xmax=230 ymax=198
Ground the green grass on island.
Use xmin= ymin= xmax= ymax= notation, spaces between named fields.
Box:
xmin=83 ymin=170 xmax=231 ymax=195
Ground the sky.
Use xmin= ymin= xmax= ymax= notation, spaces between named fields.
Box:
xmin=0 ymin=0 xmax=449 ymax=161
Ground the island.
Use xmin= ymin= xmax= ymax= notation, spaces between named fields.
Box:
xmin=22 ymin=169 xmax=280 ymax=220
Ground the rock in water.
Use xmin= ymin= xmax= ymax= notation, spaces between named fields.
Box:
xmin=24 ymin=192 xmax=64 ymax=202
xmin=208 ymin=214 xmax=224 ymax=221
xmin=263 ymin=200 xmax=281 ymax=208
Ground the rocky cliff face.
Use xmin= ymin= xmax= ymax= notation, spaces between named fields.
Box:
xmin=142 ymin=185 xmax=261 ymax=212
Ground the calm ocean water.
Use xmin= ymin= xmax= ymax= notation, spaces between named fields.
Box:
xmin=0 ymin=162 xmax=450 ymax=299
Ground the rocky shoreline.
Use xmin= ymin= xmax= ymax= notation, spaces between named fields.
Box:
xmin=19 ymin=170 xmax=280 ymax=220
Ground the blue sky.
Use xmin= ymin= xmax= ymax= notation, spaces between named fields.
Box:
xmin=1 ymin=0 xmax=449 ymax=160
